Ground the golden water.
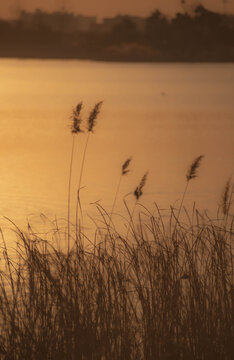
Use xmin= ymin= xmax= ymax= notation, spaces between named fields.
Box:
xmin=0 ymin=59 xmax=233 ymax=235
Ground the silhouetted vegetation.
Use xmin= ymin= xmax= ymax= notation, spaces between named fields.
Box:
xmin=0 ymin=103 xmax=233 ymax=359
xmin=0 ymin=201 xmax=233 ymax=359
xmin=0 ymin=5 xmax=234 ymax=61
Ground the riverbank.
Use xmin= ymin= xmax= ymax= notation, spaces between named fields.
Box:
xmin=0 ymin=43 xmax=233 ymax=63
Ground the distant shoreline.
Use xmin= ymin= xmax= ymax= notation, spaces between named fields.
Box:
xmin=1 ymin=5 xmax=234 ymax=64
xmin=0 ymin=53 xmax=233 ymax=63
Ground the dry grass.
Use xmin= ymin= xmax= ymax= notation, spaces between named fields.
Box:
xmin=0 ymin=104 xmax=233 ymax=359
xmin=0 ymin=197 xmax=233 ymax=360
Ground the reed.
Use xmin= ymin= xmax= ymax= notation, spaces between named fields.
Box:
xmin=75 ymin=101 xmax=103 ymax=240
xmin=125 ymin=171 xmax=148 ymax=238
xmin=67 ymin=102 xmax=83 ymax=251
xmin=221 ymin=177 xmax=233 ymax=216
xmin=0 ymin=197 xmax=233 ymax=360
xmin=134 ymin=171 xmax=148 ymax=201
xmin=109 ymin=157 xmax=132 ymax=227
xmin=0 ymin=106 xmax=232 ymax=360
xmin=177 ymin=155 xmax=204 ymax=220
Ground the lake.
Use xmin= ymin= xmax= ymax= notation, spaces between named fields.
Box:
xmin=0 ymin=59 xmax=233 ymax=234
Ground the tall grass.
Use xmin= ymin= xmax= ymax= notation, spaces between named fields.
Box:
xmin=75 ymin=101 xmax=103 ymax=241
xmin=68 ymin=102 xmax=83 ymax=250
xmin=0 ymin=104 xmax=233 ymax=360
xmin=0 ymin=200 xmax=233 ymax=359
xmin=177 ymin=155 xmax=204 ymax=220
xmin=109 ymin=157 xmax=132 ymax=227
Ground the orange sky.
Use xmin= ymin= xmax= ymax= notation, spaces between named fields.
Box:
xmin=1 ymin=0 xmax=234 ymax=19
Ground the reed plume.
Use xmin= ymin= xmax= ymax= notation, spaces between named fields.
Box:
xmin=221 ymin=177 xmax=233 ymax=216
xmin=186 ymin=155 xmax=204 ymax=181
xmin=122 ymin=157 xmax=132 ymax=176
xmin=109 ymin=157 xmax=132 ymax=227
xmin=177 ymin=155 xmax=204 ymax=220
xmin=134 ymin=172 xmax=148 ymax=200
xmin=71 ymin=102 xmax=83 ymax=134
xmin=87 ymin=101 xmax=103 ymax=133
xmin=126 ymin=172 xmax=148 ymax=238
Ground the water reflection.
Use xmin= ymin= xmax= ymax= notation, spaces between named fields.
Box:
xmin=0 ymin=59 xmax=233 ymax=230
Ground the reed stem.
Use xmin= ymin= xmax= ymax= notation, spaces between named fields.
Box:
xmin=67 ymin=134 xmax=75 ymax=252
xmin=75 ymin=132 xmax=90 ymax=240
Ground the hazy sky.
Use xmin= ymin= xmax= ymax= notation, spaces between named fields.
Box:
xmin=1 ymin=0 xmax=234 ymax=19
